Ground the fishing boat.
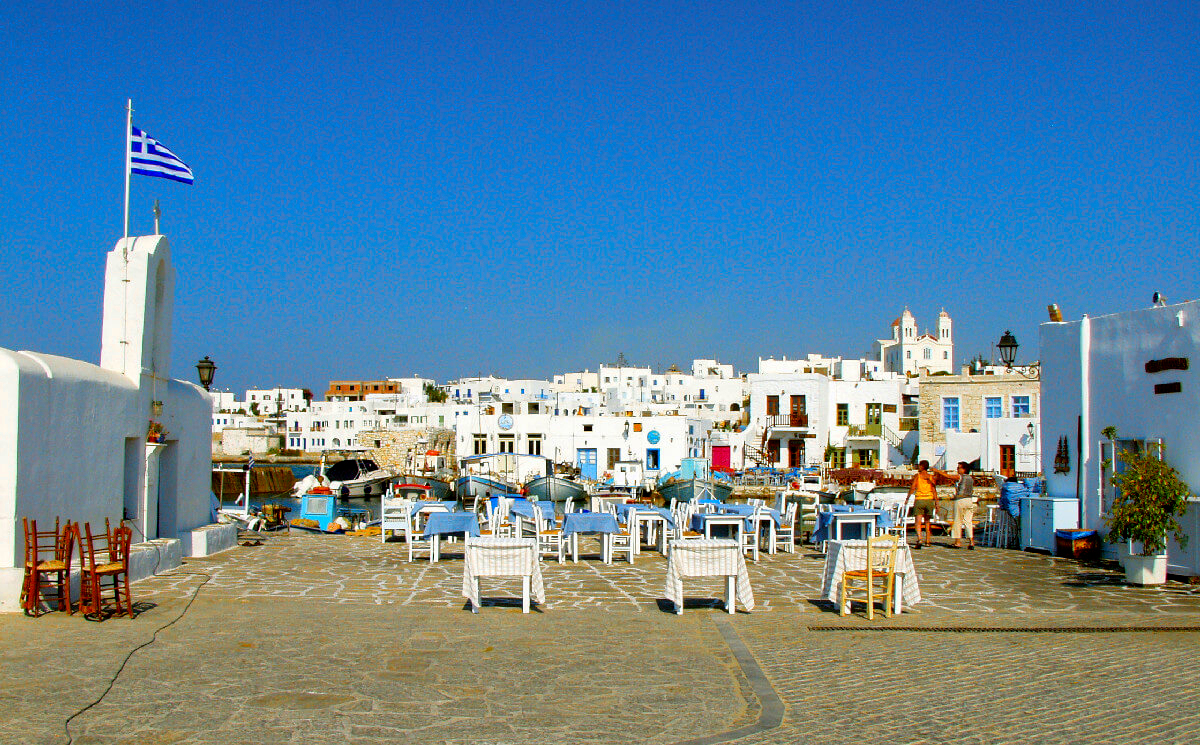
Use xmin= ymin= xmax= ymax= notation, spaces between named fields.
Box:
xmin=455 ymin=453 xmax=549 ymax=508
xmin=455 ymin=474 xmax=517 ymax=510
xmin=656 ymin=457 xmax=734 ymax=503
xmin=398 ymin=473 xmax=454 ymax=502
xmin=524 ymin=475 xmax=588 ymax=503
xmin=293 ymin=457 xmax=393 ymax=499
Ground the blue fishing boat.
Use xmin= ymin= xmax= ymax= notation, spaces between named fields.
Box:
xmin=656 ymin=457 xmax=733 ymax=503
xmin=291 ymin=489 xmax=372 ymax=533
xmin=524 ymin=475 xmax=588 ymax=503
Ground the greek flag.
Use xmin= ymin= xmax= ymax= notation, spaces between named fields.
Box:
xmin=129 ymin=125 xmax=194 ymax=184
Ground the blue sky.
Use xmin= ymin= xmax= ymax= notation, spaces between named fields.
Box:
xmin=2 ymin=2 xmax=1197 ymax=395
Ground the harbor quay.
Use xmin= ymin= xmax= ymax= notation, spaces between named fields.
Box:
xmin=5 ymin=532 xmax=1200 ymax=744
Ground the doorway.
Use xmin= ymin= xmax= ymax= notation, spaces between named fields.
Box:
xmin=999 ymin=445 xmax=1016 ymax=477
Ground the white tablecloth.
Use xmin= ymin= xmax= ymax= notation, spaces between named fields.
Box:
xmin=820 ymin=539 xmax=921 ymax=610
xmin=462 ymin=537 xmax=545 ymax=608
xmin=664 ymin=539 xmax=754 ymax=611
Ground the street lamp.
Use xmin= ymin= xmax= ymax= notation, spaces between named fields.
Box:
xmin=996 ymin=331 xmax=1039 ymax=379
xmin=196 ymin=356 xmax=217 ymax=391
xmin=997 ymin=330 xmax=1019 ymax=368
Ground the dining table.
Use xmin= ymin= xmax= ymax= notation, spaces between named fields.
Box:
xmin=421 ymin=511 xmax=480 ymax=562
xmin=561 ymin=512 xmax=620 ymax=563
xmin=615 ymin=503 xmax=675 ymax=555
xmin=811 ymin=506 xmax=893 ymax=545
xmin=819 ymin=539 xmax=921 ymax=613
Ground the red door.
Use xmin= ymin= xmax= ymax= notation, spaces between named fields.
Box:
xmin=1000 ymin=445 xmax=1016 ymax=477
xmin=712 ymin=446 xmax=731 ymax=469
xmin=787 ymin=439 xmax=804 ymax=467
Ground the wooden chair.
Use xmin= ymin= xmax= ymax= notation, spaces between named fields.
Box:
xmin=21 ymin=518 xmax=76 ymax=616
xmin=78 ymin=522 xmax=134 ymax=620
xmin=839 ymin=535 xmax=900 ymax=620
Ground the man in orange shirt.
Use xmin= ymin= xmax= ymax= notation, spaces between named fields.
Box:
xmin=907 ymin=460 xmax=938 ymax=549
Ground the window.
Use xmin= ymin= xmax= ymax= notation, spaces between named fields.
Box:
xmin=1012 ymin=395 xmax=1032 ymax=417
xmin=498 ymin=435 xmax=515 ymax=453
xmin=607 ymin=448 xmax=620 ymax=469
xmin=944 ymin=351 xmax=949 ymax=359
xmin=836 ymin=403 xmax=849 ymax=426
xmin=906 ymin=350 xmax=912 ymax=359
xmin=646 ymin=449 xmax=660 ymax=469
xmin=942 ymin=397 xmax=960 ymax=431
xmin=984 ymin=397 xmax=1002 ymax=419
xmin=766 ymin=396 xmax=779 ymax=415
xmin=501 ymin=403 xmax=514 ymax=414
xmin=473 ymin=435 xmax=487 ymax=455
xmin=633 ymin=422 xmax=642 ymax=432
xmin=924 ymin=348 xmax=931 ymax=360
xmin=527 ymin=435 xmax=542 ymax=456
xmin=583 ymin=424 xmax=593 ymax=432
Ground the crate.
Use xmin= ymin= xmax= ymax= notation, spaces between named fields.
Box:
xmin=1055 ymin=529 xmax=1099 ymax=560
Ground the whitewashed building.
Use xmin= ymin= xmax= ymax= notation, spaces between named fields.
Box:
xmin=1040 ymin=298 xmax=1200 ymax=574
xmin=0 ymin=234 xmax=228 ymax=611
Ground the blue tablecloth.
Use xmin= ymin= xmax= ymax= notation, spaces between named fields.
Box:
xmin=719 ymin=504 xmax=783 ymax=527
xmin=615 ymin=503 xmax=676 ymax=529
xmin=811 ymin=508 xmax=892 ymax=544
xmin=690 ymin=512 xmax=748 ymax=535
xmin=561 ymin=512 xmax=619 ymax=536
xmin=509 ymin=500 xmax=558 ymax=521
xmin=422 ymin=512 xmax=480 ymax=538
xmin=411 ymin=500 xmax=458 ymax=517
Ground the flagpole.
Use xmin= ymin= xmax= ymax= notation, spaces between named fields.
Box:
xmin=122 ymin=98 xmax=132 ymax=257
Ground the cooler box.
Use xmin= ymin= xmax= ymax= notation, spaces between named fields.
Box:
xmin=1055 ymin=529 xmax=1099 ymax=560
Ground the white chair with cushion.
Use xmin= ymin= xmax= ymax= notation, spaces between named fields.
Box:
xmin=773 ymin=502 xmax=799 ymax=553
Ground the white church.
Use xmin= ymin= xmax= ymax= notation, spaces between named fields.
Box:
xmin=0 ymin=233 xmax=232 ymax=611
xmin=875 ymin=308 xmax=955 ymax=376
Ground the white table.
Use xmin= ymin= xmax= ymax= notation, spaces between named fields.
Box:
xmin=462 ymin=537 xmax=544 ymax=613
xmin=664 ymin=539 xmax=754 ymax=614
xmin=820 ymin=539 xmax=921 ymax=613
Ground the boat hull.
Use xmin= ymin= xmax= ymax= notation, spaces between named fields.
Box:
xmin=400 ymin=475 xmax=454 ymax=502
xmin=658 ymin=479 xmax=734 ymax=503
xmin=455 ymin=475 xmax=517 ymax=509
xmin=524 ymin=476 xmax=588 ymax=503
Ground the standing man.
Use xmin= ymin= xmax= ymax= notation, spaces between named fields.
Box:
xmin=907 ymin=460 xmax=938 ymax=549
xmin=935 ymin=461 xmax=976 ymax=549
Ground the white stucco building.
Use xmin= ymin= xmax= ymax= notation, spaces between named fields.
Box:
xmin=1040 ymin=298 xmax=1200 ymax=575
xmin=1 ymin=234 xmax=227 ymax=611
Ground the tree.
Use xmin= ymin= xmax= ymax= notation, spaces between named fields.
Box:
xmin=424 ymin=383 xmax=447 ymax=403
xmin=1106 ymin=441 xmax=1193 ymax=555
xmin=249 ymin=401 xmax=260 ymax=416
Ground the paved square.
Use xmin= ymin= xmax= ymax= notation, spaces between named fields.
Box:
xmin=4 ymin=532 xmax=1200 ymax=744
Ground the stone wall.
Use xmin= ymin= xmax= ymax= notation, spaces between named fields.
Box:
xmin=917 ymin=372 xmax=1040 ymax=445
xmin=357 ymin=427 xmax=457 ymax=473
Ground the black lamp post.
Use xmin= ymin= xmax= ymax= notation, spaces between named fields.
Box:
xmin=996 ymin=331 xmax=1039 ymax=379
xmin=196 ymin=356 xmax=217 ymax=391
xmin=997 ymin=330 xmax=1019 ymax=368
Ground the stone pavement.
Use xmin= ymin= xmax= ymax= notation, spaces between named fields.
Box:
xmin=4 ymin=532 xmax=1200 ymax=744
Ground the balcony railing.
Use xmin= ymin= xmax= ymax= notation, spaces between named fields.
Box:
xmin=765 ymin=413 xmax=810 ymax=429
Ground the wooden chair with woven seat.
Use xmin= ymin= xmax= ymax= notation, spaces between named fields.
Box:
xmin=21 ymin=518 xmax=76 ymax=616
xmin=839 ymin=534 xmax=900 ymax=620
xmin=78 ymin=521 xmax=134 ymax=620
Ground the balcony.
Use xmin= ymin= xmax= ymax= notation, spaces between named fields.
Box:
xmin=765 ymin=413 xmax=810 ymax=429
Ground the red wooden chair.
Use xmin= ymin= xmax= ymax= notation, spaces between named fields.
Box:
xmin=21 ymin=518 xmax=76 ymax=616
xmin=78 ymin=522 xmax=134 ymax=620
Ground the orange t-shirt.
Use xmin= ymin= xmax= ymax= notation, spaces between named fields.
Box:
xmin=911 ymin=472 xmax=937 ymax=500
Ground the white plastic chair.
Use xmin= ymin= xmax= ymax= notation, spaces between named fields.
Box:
xmin=403 ymin=519 xmax=433 ymax=562
xmin=380 ymin=497 xmax=411 ymax=544
xmin=773 ymin=502 xmax=799 ymax=554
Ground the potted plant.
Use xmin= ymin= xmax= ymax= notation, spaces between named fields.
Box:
xmin=147 ymin=420 xmax=166 ymax=443
xmin=1104 ymin=436 xmax=1192 ymax=586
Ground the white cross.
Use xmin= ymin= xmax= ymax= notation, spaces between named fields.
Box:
xmin=131 ymin=128 xmax=154 ymax=155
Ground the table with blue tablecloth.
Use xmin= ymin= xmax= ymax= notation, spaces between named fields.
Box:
xmin=561 ymin=512 xmax=620 ymax=563
xmin=422 ymin=512 xmax=481 ymax=562
xmin=509 ymin=500 xmax=558 ymax=523
xmin=615 ymin=504 xmax=675 ymax=555
xmin=410 ymin=500 xmax=458 ymax=517
xmin=719 ymin=504 xmax=783 ymax=527
xmin=810 ymin=507 xmax=892 ymax=545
